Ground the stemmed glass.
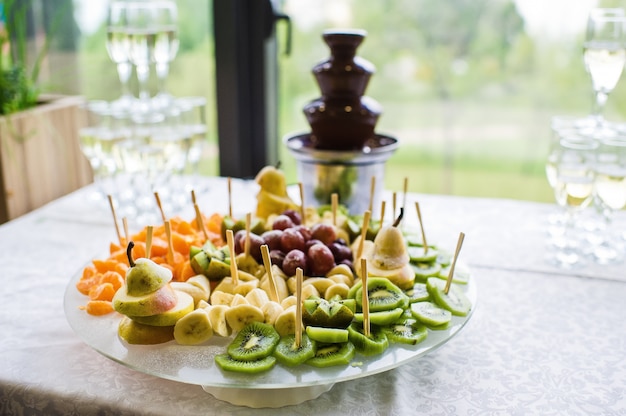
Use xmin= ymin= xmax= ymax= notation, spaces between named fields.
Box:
xmin=106 ymin=2 xmax=134 ymax=111
xmin=152 ymin=1 xmax=179 ymax=110
xmin=548 ymin=135 xmax=598 ymax=268
xmin=591 ymin=137 xmax=626 ymax=264
xmin=125 ymin=0 xmax=178 ymax=113
xmin=583 ymin=8 xmax=626 ymax=133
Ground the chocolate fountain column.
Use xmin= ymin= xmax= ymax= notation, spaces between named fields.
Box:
xmin=285 ymin=29 xmax=398 ymax=214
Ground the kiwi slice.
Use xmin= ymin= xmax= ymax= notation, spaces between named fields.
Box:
xmin=404 ymin=282 xmax=430 ymax=303
xmin=426 ymin=278 xmax=472 ymax=316
xmin=227 ymin=322 xmax=280 ymax=361
xmin=410 ymin=301 xmax=452 ymax=327
xmin=215 ymin=353 xmax=276 ymax=374
xmin=303 ymin=298 xmax=355 ymax=328
xmin=305 ymin=326 xmax=349 ymax=343
xmin=352 ymin=307 xmax=405 ymax=326
xmin=306 ymin=342 xmax=355 ymax=368
xmin=381 ymin=317 xmax=428 ymax=345
xmin=355 ymin=277 xmax=409 ymax=312
xmin=347 ymin=322 xmax=389 ymax=356
xmin=436 ymin=265 xmax=470 ymax=285
xmin=273 ymin=334 xmax=317 ymax=367
xmin=408 ymin=246 xmax=439 ymax=264
xmin=411 ymin=262 xmax=442 ymax=283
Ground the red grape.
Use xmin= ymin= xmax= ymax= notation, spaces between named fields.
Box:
xmin=282 ymin=249 xmax=308 ymax=276
xmin=282 ymin=209 xmax=302 ymax=225
xmin=269 ymin=249 xmax=286 ymax=269
xmin=272 ymin=214 xmax=295 ymax=231
xmin=294 ymin=224 xmax=312 ymax=242
xmin=307 ymin=243 xmax=336 ymax=276
xmin=310 ymin=223 xmax=337 ymax=245
xmin=329 ymin=242 xmax=353 ymax=262
xmin=261 ymin=229 xmax=283 ymax=251
xmin=280 ymin=228 xmax=306 ymax=253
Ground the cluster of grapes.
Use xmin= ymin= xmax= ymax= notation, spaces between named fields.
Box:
xmin=233 ymin=210 xmax=353 ymax=277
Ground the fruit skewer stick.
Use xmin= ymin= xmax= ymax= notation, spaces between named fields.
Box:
xmin=355 ymin=210 xmax=372 ymax=262
xmin=122 ymin=217 xmax=130 ymax=244
xmin=415 ymin=202 xmax=429 ymax=254
xmin=295 ymin=267 xmax=304 ymax=348
xmin=107 ymin=194 xmax=123 ymax=246
xmin=368 ymin=176 xmax=376 ymax=214
xmin=193 ymin=202 xmax=210 ymax=241
xmin=244 ymin=213 xmax=252 ymax=257
xmin=298 ymin=182 xmax=305 ymax=222
xmin=164 ymin=220 xmax=175 ymax=265
xmin=154 ymin=192 xmax=166 ymax=223
xmin=445 ymin=232 xmax=465 ymax=294
xmin=260 ymin=244 xmax=280 ymax=303
xmin=360 ymin=258 xmax=370 ymax=337
xmin=392 ymin=192 xmax=397 ymax=221
xmin=225 ymin=229 xmax=239 ymax=286
xmin=331 ymin=193 xmax=338 ymax=227
xmin=227 ymin=177 xmax=233 ymax=218
xmin=380 ymin=200 xmax=386 ymax=227
xmin=145 ymin=225 xmax=153 ymax=259
xmin=402 ymin=177 xmax=408 ymax=219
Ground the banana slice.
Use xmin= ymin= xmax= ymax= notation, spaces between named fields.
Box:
xmin=303 ymin=277 xmax=334 ymax=298
xmin=261 ymin=301 xmax=284 ymax=326
xmin=245 ymin=288 xmax=270 ymax=308
xmin=208 ymin=304 xmax=231 ymax=337
xmin=280 ymin=295 xmax=297 ymax=310
xmin=301 ymin=284 xmax=320 ymax=300
xmin=225 ymin=304 xmax=265 ymax=332
xmin=173 ymin=308 xmax=214 ymax=345
xmin=210 ymin=290 xmax=234 ymax=306
xmin=232 ymin=279 xmax=259 ymax=296
xmin=324 ymin=282 xmax=350 ymax=300
xmin=186 ymin=275 xmax=211 ymax=299
xmin=274 ymin=305 xmax=297 ymax=337
xmin=327 ymin=273 xmax=353 ymax=287
xmin=230 ymin=293 xmax=249 ymax=306
xmin=170 ymin=282 xmax=209 ymax=307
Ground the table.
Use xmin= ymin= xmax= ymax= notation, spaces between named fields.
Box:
xmin=2 ymin=177 xmax=625 ymax=415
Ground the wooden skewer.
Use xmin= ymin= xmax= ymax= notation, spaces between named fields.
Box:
xmin=145 ymin=225 xmax=153 ymax=259
xmin=107 ymin=194 xmax=123 ymax=246
xmin=392 ymin=192 xmax=397 ymax=222
xmin=298 ymin=182 xmax=305 ymax=223
xmin=356 ymin=210 xmax=371 ymax=264
xmin=122 ymin=217 xmax=129 ymax=245
xmin=244 ymin=212 xmax=252 ymax=257
xmin=368 ymin=176 xmax=376 ymax=214
xmin=445 ymin=232 xmax=465 ymax=294
xmin=193 ymin=203 xmax=209 ymax=241
xmin=191 ymin=189 xmax=197 ymax=205
xmin=361 ymin=258 xmax=370 ymax=337
xmin=260 ymin=244 xmax=279 ymax=303
xmin=295 ymin=267 xmax=303 ymax=348
xmin=226 ymin=229 xmax=239 ymax=286
xmin=402 ymin=177 xmax=409 ymax=218
xmin=415 ymin=202 xmax=429 ymax=254
xmin=331 ymin=193 xmax=338 ymax=227
xmin=380 ymin=200 xmax=386 ymax=228
xmin=227 ymin=177 xmax=233 ymax=218
xmin=164 ymin=220 xmax=174 ymax=265
xmin=154 ymin=192 xmax=166 ymax=223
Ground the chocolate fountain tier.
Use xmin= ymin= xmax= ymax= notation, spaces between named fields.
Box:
xmin=304 ymin=96 xmax=382 ymax=150
xmin=285 ymin=133 xmax=398 ymax=215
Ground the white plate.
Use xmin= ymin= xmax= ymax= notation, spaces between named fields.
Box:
xmin=64 ymin=269 xmax=476 ymax=407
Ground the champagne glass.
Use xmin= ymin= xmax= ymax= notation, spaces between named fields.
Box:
xmin=591 ymin=137 xmax=626 ymax=264
xmin=152 ymin=1 xmax=179 ymax=110
xmin=106 ymin=1 xmax=134 ymax=111
xmin=583 ymin=8 xmax=626 ymax=134
xmin=548 ymin=135 xmax=598 ymax=268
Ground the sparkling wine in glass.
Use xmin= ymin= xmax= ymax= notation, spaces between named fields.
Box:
xmin=548 ymin=135 xmax=598 ymax=268
xmin=106 ymin=2 xmax=134 ymax=110
xmin=152 ymin=2 xmax=179 ymax=109
xmin=583 ymin=8 xmax=626 ymax=132
xmin=592 ymin=137 xmax=626 ymax=264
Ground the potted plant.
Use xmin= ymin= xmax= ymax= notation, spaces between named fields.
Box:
xmin=0 ymin=0 xmax=91 ymax=224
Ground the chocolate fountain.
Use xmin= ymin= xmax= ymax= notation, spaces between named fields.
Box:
xmin=285 ymin=29 xmax=398 ymax=214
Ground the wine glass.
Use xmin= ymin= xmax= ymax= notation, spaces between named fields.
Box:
xmin=591 ymin=137 xmax=626 ymax=264
xmin=106 ymin=1 xmax=135 ymax=111
xmin=152 ymin=1 xmax=179 ymax=110
xmin=583 ymin=8 xmax=626 ymax=134
xmin=547 ymin=135 xmax=598 ymax=268
xmin=125 ymin=0 xmax=178 ymax=113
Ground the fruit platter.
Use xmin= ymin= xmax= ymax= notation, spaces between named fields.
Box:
xmin=64 ymin=165 xmax=476 ymax=408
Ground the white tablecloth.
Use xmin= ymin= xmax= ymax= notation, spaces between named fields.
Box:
xmin=1 ymin=177 xmax=625 ymax=415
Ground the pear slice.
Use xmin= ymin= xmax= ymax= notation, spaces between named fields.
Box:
xmin=127 ymin=290 xmax=195 ymax=326
xmin=118 ymin=316 xmax=175 ymax=345
xmin=112 ymin=283 xmax=178 ymax=317
xmin=125 ymin=257 xmax=173 ymax=296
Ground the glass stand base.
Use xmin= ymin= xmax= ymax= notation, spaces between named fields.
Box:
xmin=202 ymin=383 xmax=335 ymax=408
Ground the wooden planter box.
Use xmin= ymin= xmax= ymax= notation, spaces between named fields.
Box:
xmin=0 ymin=95 xmax=93 ymax=223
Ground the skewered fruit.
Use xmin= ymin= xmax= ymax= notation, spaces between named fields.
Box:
xmin=352 ymin=277 xmax=409 ymax=312
xmin=426 ymin=278 xmax=472 ymax=316
xmin=112 ymin=283 xmax=178 ymax=317
xmin=127 ymin=290 xmax=194 ymax=326
xmin=255 ymin=164 xmax=299 ymax=219
xmin=226 ymin=322 xmax=280 ymax=361
xmin=214 ymin=354 xmax=277 ymax=374
xmin=410 ymin=301 xmax=452 ymax=328
xmin=381 ymin=317 xmax=428 ymax=345
xmin=306 ymin=342 xmax=355 ymax=368
xmin=371 ymin=209 xmax=409 ymax=270
xmin=347 ymin=322 xmax=389 ymax=356
xmin=273 ymin=334 xmax=317 ymax=366
xmin=118 ymin=316 xmax=174 ymax=345
xmin=125 ymin=242 xmax=172 ymax=296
